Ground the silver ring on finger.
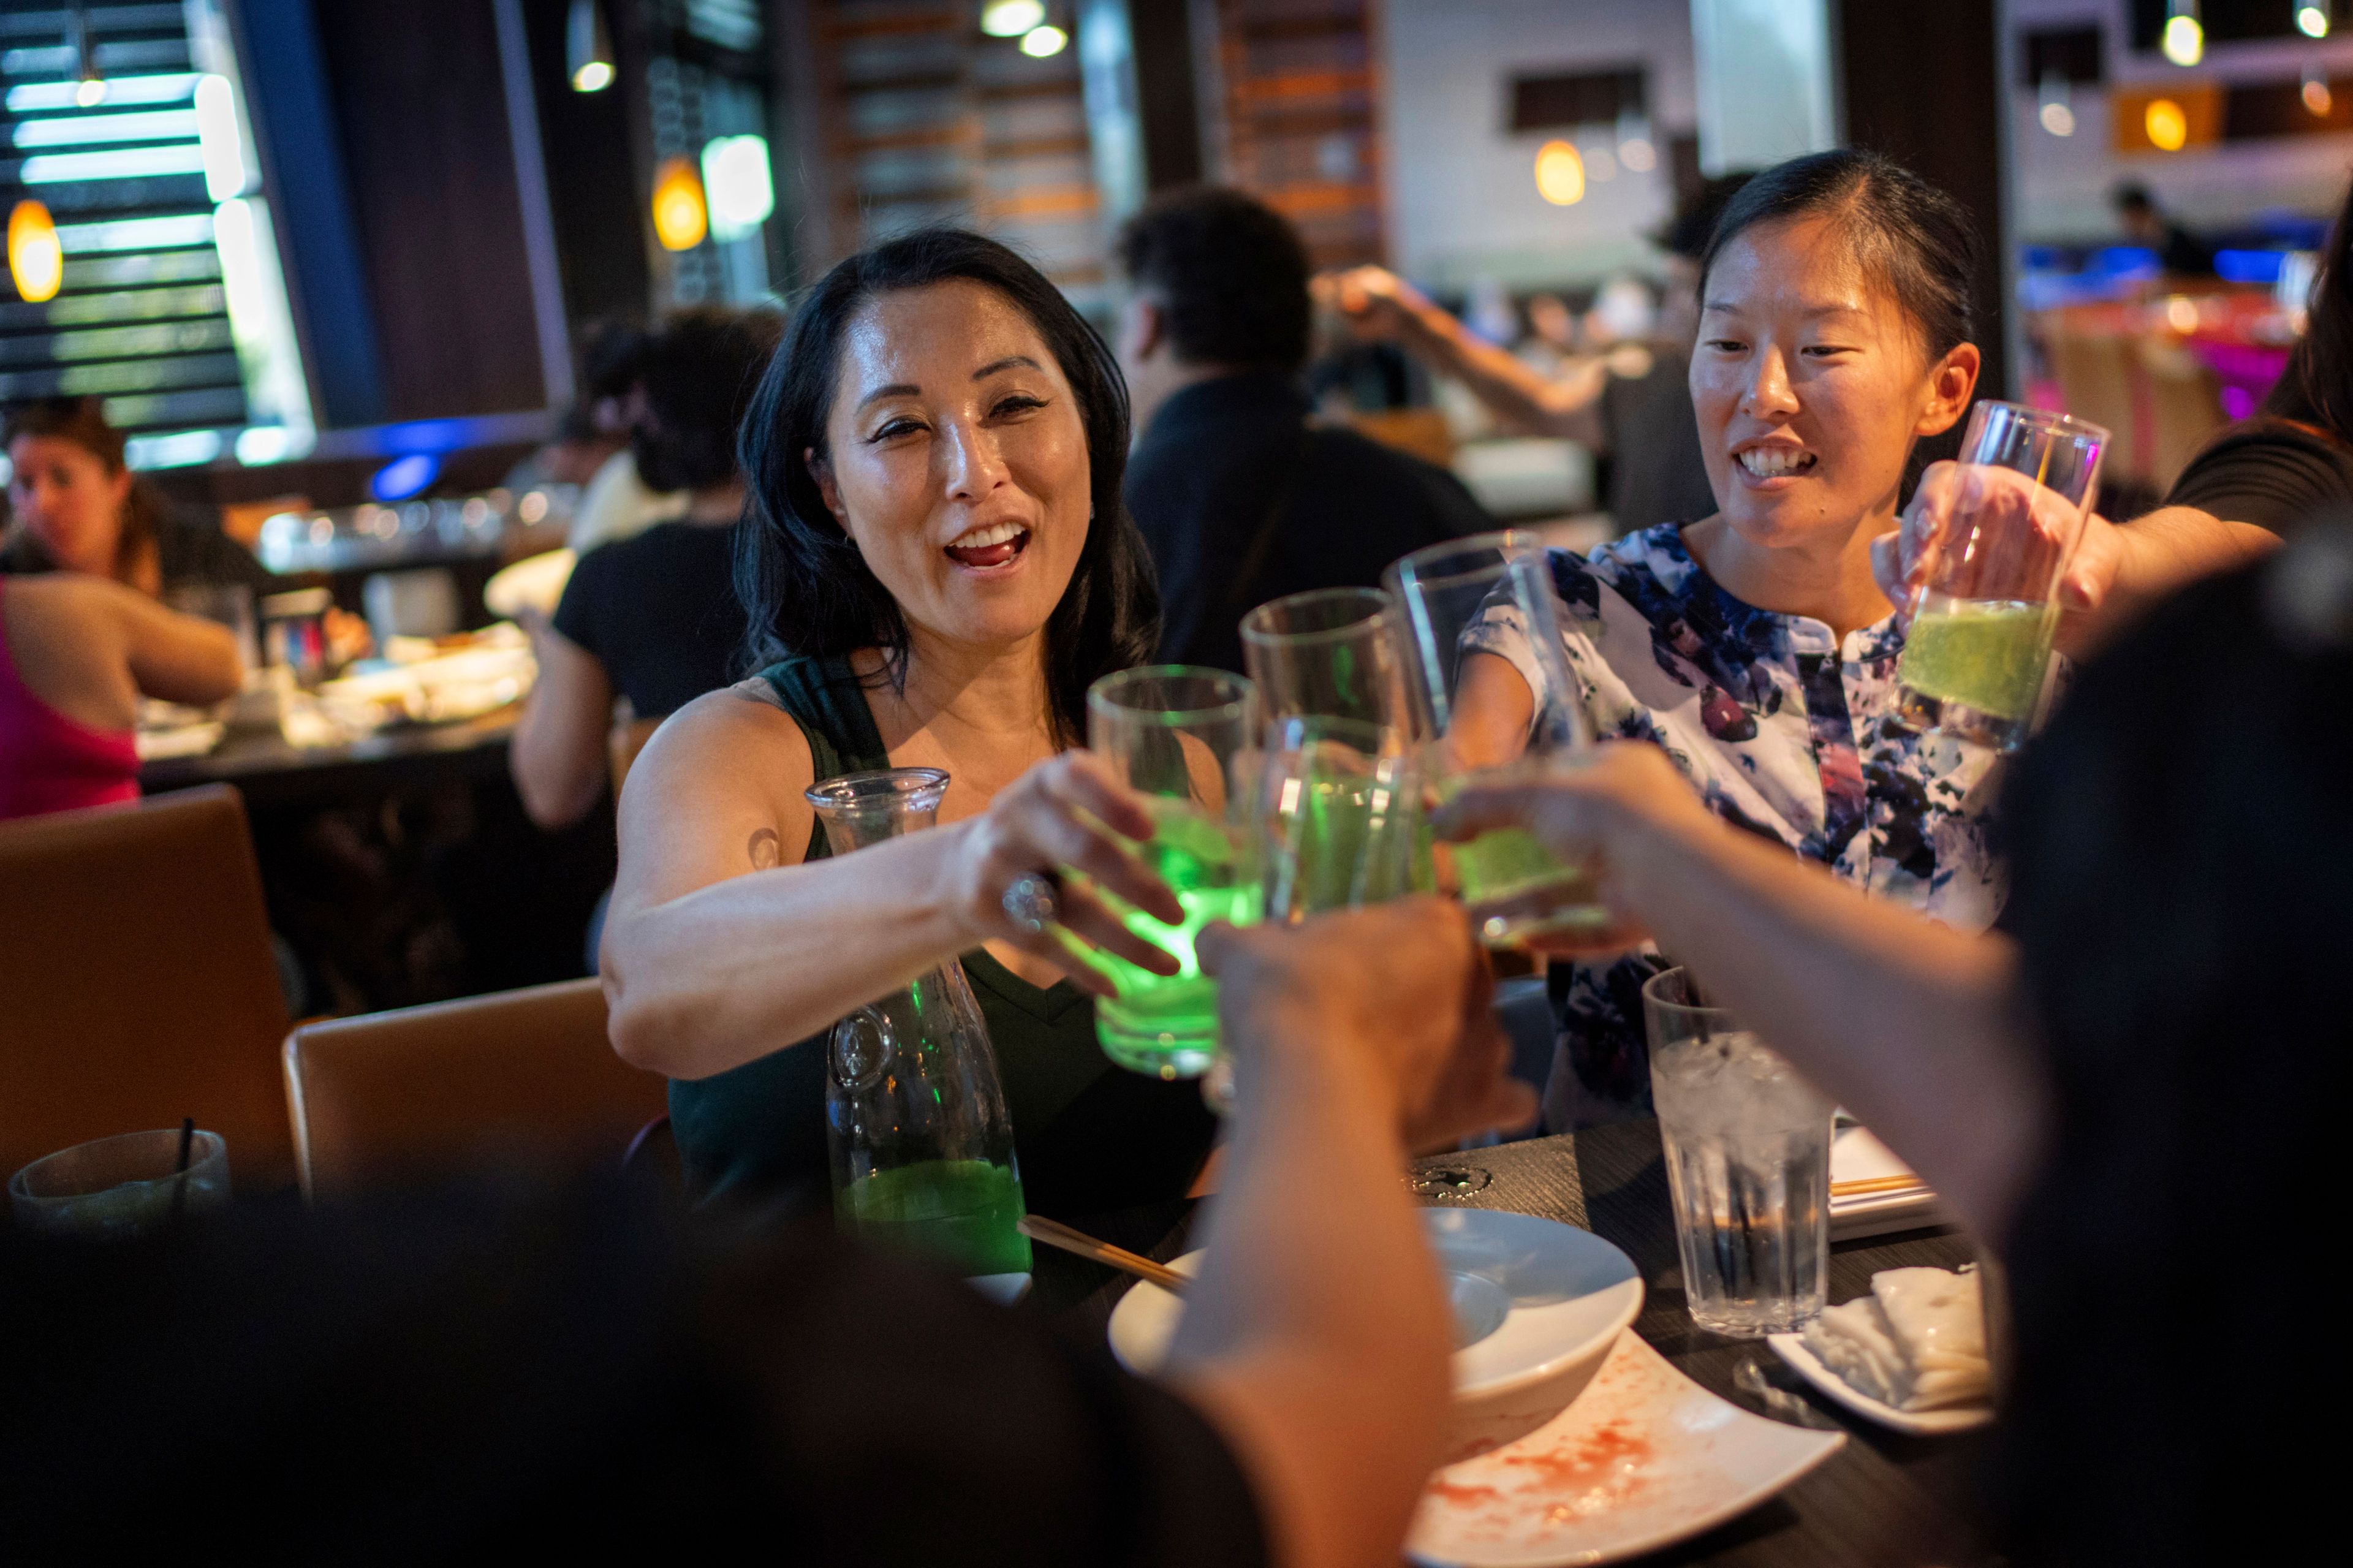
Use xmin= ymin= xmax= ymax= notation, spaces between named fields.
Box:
xmin=1002 ymin=871 xmax=1061 ymax=934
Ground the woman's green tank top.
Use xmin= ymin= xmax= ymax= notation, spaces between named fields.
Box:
xmin=667 ymin=654 xmax=1218 ymax=1220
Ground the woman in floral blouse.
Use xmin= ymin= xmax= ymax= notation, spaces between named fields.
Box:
xmin=1460 ymin=150 xmax=1999 ymax=1126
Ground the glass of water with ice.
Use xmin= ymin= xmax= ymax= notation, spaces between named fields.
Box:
xmin=1642 ymin=969 xmax=1832 ymax=1337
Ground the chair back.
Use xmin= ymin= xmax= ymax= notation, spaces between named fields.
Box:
xmin=0 ymin=786 xmax=294 ymax=1191
xmin=282 ymin=977 xmax=667 ymax=1200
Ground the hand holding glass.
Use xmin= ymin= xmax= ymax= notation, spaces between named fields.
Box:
xmin=1385 ymin=532 xmax=1633 ymax=955
xmin=1083 ymin=668 xmax=1260 ymax=1079
xmin=1896 ymin=401 xmax=2107 ymax=751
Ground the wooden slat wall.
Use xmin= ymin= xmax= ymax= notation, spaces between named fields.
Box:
xmin=1203 ymin=0 xmax=1386 ymax=268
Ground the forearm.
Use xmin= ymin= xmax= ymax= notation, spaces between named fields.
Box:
xmin=1615 ymin=817 xmax=2048 ymax=1244
xmin=510 ymin=699 xmax=607 ymax=828
xmin=601 ymin=824 xmax=982 ymax=1079
xmin=1398 ymin=305 xmax=1605 ymax=443
xmin=1167 ymin=1016 xmax=1450 ymax=1568
xmin=2061 ymin=506 xmax=2276 ymax=656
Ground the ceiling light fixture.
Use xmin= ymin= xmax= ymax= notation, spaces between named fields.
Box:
xmin=651 ymin=157 xmax=708 ymax=251
xmin=67 ymin=2 xmax=105 ymax=107
xmin=981 ymin=0 xmax=1045 ymax=36
xmin=567 ymin=0 xmax=615 ymax=93
xmin=7 ymin=200 xmax=64 ymax=303
xmin=1019 ymin=23 xmax=1067 ymax=57
xmin=2160 ymin=3 xmax=2203 ymax=67
xmin=1534 ymin=140 xmax=1585 ymax=206
xmin=2297 ymin=5 xmax=2330 ymax=39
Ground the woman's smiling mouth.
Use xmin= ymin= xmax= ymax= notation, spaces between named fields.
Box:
xmin=945 ymin=520 xmax=1031 ymax=569
xmin=1733 ymin=445 xmax=1819 ymax=483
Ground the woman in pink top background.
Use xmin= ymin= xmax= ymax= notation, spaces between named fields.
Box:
xmin=0 ymin=573 xmax=241 ymax=821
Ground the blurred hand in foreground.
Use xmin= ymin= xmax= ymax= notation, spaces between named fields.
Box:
xmin=1873 ymin=459 xmax=2120 ymax=626
xmin=1200 ymin=898 xmax=1536 ymax=1152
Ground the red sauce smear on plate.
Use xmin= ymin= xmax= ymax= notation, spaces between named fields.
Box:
xmin=1427 ymin=1481 xmax=1504 ymax=1506
xmin=1498 ymin=1418 xmax=1653 ymax=1492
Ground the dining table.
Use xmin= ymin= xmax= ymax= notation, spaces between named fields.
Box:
xmin=138 ymin=705 xmax=523 ymax=810
xmin=1032 ymin=1119 xmax=1988 ymax=1567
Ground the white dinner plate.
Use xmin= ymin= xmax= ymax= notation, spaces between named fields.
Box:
xmin=1765 ymin=1332 xmax=1995 ymax=1436
xmin=1409 ymin=1332 xmax=1845 ymax=1566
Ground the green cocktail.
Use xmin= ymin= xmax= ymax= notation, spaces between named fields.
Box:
xmin=1091 ymin=800 xmax=1259 ymax=1078
xmin=1435 ymin=775 xmax=1632 ymax=956
xmin=1262 ymin=728 xmax=1422 ymax=919
xmin=1899 ymin=598 xmax=2052 ymax=735
xmin=836 ymin=1157 xmax=1032 ymax=1276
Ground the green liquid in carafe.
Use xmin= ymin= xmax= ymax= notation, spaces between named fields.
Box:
xmin=836 ymin=1158 xmax=1032 ymax=1277
xmin=1900 ymin=600 xmax=2052 ymax=723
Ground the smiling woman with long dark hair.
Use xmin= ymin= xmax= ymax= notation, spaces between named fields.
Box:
xmin=597 ymin=230 xmax=1215 ymax=1217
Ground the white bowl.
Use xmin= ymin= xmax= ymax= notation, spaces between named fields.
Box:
xmin=1108 ymin=1207 xmax=1642 ymax=1457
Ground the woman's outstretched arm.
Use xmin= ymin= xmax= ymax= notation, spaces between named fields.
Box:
xmin=600 ymin=687 xmax=1182 ymax=1080
xmin=1441 ymin=744 xmax=2051 ymax=1245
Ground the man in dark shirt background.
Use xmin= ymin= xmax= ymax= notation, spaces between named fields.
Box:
xmin=2114 ymin=181 xmax=2216 ymax=278
xmin=1115 ymin=187 xmax=1493 ymax=673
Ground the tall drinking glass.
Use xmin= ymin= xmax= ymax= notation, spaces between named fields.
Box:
xmin=1385 ymin=532 xmax=1631 ymax=955
xmin=10 ymin=1129 xmax=232 ymax=1240
xmin=1896 ymin=400 xmax=2107 ymax=751
xmin=1241 ymin=588 xmax=1423 ymax=922
xmin=1084 ymin=668 xmax=1260 ymax=1079
xmin=1643 ymin=969 xmax=1831 ymax=1337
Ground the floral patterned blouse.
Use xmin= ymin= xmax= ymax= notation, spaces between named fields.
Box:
xmin=1465 ymin=522 xmax=2011 ymax=1128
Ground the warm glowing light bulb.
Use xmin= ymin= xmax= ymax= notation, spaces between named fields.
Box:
xmin=2306 ymin=75 xmax=2334 ymax=116
xmin=2145 ymin=97 xmax=2189 ymax=150
xmin=2040 ymin=100 xmax=2077 ymax=136
xmin=651 ymin=157 xmax=707 ymax=251
xmin=1618 ymin=136 xmax=1656 ymax=172
xmin=2298 ymin=5 xmax=2330 ymax=37
xmin=2161 ymin=14 xmax=2203 ymax=66
xmin=7 ymin=200 xmax=64 ymax=303
xmin=74 ymin=78 xmax=105 ymax=108
xmin=1534 ymin=140 xmax=1585 ymax=206
xmin=981 ymin=0 xmax=1045 ymax=36
xmin=1019 ymin=23 xmax=1067 ymax=56
xmin=572 ymin=59 xmax=613 ymax=92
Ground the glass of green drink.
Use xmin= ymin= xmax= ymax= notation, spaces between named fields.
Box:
xmin=1240 ymin=587 xmax=1426 ymax=921
xmin=1084 ymin=667 xmax=1259 ymax=1080
xmin=1385 ymin=532 xmax=1635 ymax=957
xmin=1895 ymin=401 xmax=2107 ymax=751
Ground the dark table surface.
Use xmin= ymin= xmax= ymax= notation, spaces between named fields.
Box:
xmin=1033 ymin=1119 xmax=1988 ymax=1567
xmin=139 ymin=706 xmax=520 ymax=808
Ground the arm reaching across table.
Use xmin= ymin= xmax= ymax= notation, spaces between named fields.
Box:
xmin=1438 ymin=745 xmax=2050 ymax=1248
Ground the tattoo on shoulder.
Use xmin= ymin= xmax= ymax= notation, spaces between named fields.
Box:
xmin=748 ymin=827 xmax=781 ymax=869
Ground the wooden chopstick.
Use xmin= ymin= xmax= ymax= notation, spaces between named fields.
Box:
xmin=1018 ymin=1215 xmax=1191 ymax=1296
xmin=1830 ymin=1173 xmax=1929 ymax=1197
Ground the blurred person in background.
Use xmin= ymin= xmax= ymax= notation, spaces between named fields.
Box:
xmin=511 ymin=308 xmax=781 ymax=831
xmin=0 ymin=570 xmax=241 ymax=820
xmin=2113 ymin=180 xmax=2216 ymax=279
xmin=1115 ymin=186 xmax=1492 ymax=672
xmin=2 ymin=398 xmax=276 ymax=595
xmin=1319 ymin=174 xmax=1752 ymax=536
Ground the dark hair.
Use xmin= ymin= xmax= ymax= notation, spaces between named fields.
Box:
xmin=1700 ymin=149 xmax=1980 ymax=363
xmin=1993 ymin=525 xmax=2348 ymax=1560
xmin=1658 ymin=172 xmax=1754 ymax=263
xmin=2261 ymin=173 xmax=2353 ymax=444
xmin=735 ymin=228 xmax=1159 ymax=746
xmin=1116 ymin=186 xmax=1313 ymax=371
xmin=1 ymin=395 xmax=161 ymax=578
xmin=2111 ymin=180 xmax=2156 ymax=214
xmin=629 ymin=307 xmax=781 ymax=494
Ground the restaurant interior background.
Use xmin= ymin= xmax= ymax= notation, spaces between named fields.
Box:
xmin=2 ymin=0 xmax=2345 ymax=1016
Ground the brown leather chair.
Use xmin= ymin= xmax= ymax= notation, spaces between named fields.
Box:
xmin=0 ymin=785 xmax=295 ymax=1192
xmin=282 ymin=977 xmax=668 ymax=1201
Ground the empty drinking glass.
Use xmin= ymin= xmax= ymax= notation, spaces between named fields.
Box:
xmin=1643 ymin=969 xmax=1831 ymax=1337
xmin=1896 ymin=400 xmax=2108 ymax=751
xmin=1083 ymin=667 xmax=1259 ymax=1080
xmin=9 ymin=1129 xmax=230 ymax=1240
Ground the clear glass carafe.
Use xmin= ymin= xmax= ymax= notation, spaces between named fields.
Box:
xmin=806 ymin=768 xmax=1031 ymax=1282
